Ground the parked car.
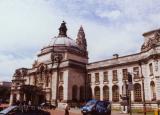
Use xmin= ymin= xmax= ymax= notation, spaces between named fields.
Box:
xmin=0 ymin=105 xmax=50 ymax=115
xmin=40 ymin=102 xmax=56 ymax=109
xmin=81 ymin=99 xmax=111 ymax=115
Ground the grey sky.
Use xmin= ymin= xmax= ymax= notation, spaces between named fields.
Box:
xmin=0 ymin=0 xmax=160 ymax=81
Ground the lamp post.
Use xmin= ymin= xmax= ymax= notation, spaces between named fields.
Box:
xmin=139 ymin=62 xmax=146 ymax=115
xmin=141 ymin=75 xmax=146 ymax=115
xmin=50 ymin=52 xmax=54 ymax=106
xmin=128 ymin=72 xmax=133 ymax=115
xmin=51 ymin=52 xmax=63 ymax=107
xmin=121 ymin=79 xmax=128 ymax=113
xmin=84 ymin=68 xmax=87 ymax=104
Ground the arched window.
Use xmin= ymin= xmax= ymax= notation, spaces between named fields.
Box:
xmin=103 ymin=86 xmax=109 ymax=100
xmin=72 ymin=85 xmax=78 ymax=101
xmin=112 ymin=85 xmax=119 ymax=102
xmin=59 ymin=86 xmax=63 ymax=101
xmin=80 ymin=86 xmax=84 ymax=102
xmin=150 ymin=81 xmax=156 ymax=101
xmin=94 ymin=86 xmax=100 ymax=100
xmin=134 ymin=83 xmax=142 ymax=102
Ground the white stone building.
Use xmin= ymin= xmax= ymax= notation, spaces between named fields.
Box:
xmin=10 ymin=22 xmax=160 ymax=108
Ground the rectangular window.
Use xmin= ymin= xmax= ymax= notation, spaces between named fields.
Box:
xmin=149 ymin=63 xmax=153 ymax=76
xmin=95 ymin=73 xmax=99 ymax=83
xmin=88 ymin=74 xmax=91 ymax=83
xmin=122 ymin=69 xmax=128 ymax=80
xmin=59 ymin=72 xmax=63 ymax=82
xmin=133 ymin=67 xmax=139 ymax=79
xmin=112 ymin=70 xmax=118 ymax=81
xmin=103 ymin=71 xmax=108 ymax=82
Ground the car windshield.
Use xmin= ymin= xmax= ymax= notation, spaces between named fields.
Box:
xmin=86 ymin=100 xmax=97 ymax=106
xmin=97 ymin=101 xmax=107 ymax=107
xmin=0 ymin=106 xmax=17 ymax=114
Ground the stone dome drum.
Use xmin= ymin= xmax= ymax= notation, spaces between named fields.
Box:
xmin=49 ymin=36 xmax=78 ymax=47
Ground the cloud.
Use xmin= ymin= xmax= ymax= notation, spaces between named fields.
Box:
xmin=0 ymin=54 xmax=33 ymax=81
xmin=95 ymin=9 xmax=121 ymax=20
xmin=0 ymin=0 xmax=160 ymax=81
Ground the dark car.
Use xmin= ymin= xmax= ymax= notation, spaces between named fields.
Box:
xmin=81 ymin=99 xmax=111 ymax=115
xmin=0 ymin=105 xmax=50 ymax=115
xmin=40 ymin=103 xmax=56 ymax=109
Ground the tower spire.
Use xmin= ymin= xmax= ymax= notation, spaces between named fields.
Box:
xmin=76 ymin=26 xmax=87 ymax=51
xmin=58 ymin=21 xmax=67 ymax=37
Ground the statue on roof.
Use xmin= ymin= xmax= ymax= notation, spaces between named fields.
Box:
xmin=58 ymin=21 xmax=67 ymax=37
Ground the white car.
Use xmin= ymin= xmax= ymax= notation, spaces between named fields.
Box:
xmin=0 ymin=106 xmax=18 ymax=115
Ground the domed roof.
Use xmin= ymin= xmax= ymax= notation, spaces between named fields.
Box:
xmin=48 ymin=21 xmax=78 ymax=47
xmin=49 ymin=36 xmax=78 ymax=47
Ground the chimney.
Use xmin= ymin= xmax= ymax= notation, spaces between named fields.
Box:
xmin=113 ymin=54 xmax=119 ymax=59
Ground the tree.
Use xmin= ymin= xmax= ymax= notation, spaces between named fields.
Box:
xmin=0 ymin=86 xmax=11 ymax=103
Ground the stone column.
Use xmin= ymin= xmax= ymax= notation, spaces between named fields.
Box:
xmin=100 ymin=85 xmax=103 ymax=100
xmin=9 ymin=93 xmax=13 ymax=105
xmin=17 ymin=93 xmax=21 ymax=101
xmin=51 ymin=72 xmax=57 ymax=102
xmin=119 ymin=83 xmax=122 ymax=97
xmin=108 ymin=71 xmax=112 ymax=101
xmin=63 ymin=70 xmax=68 ymax=102
xmin=91 ymin=85 xmax=95 ymax=99
xmin=155 ymin=76 xmax=160 ymax=100
xmin=109 ymin=85 xmax=112 ymax=101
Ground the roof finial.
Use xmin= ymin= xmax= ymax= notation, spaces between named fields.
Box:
xmin=58 ymin=21 xmax=67 ymax=37
xmin=79 ymin=25 xmax=84 ymax=31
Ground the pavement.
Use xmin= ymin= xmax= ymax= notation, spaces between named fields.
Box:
xmin=46 ymin=108 xmax=150 ymax=115
xmin=0 ymin=104 xmax=154 ymax=115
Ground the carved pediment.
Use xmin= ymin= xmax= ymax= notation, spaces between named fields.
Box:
xmin=13 ymin=68 xmax=28 ymax=78
xmin=141 ymin=31 xmax=160 ymax=52
xmin=37 ymin=63 xmax=48 ymax=73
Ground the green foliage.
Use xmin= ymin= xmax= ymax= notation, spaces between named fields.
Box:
xmin=0 ymin=86 xmax=11 ymax=103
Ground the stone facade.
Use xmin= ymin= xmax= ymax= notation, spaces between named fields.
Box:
xmin=10 ymin=22 xmax=160 ymax=108
xmin=87 ymin=29 xmax=160 ymax=108
xmin=10 ymin=22 xmax=88 ymax=107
